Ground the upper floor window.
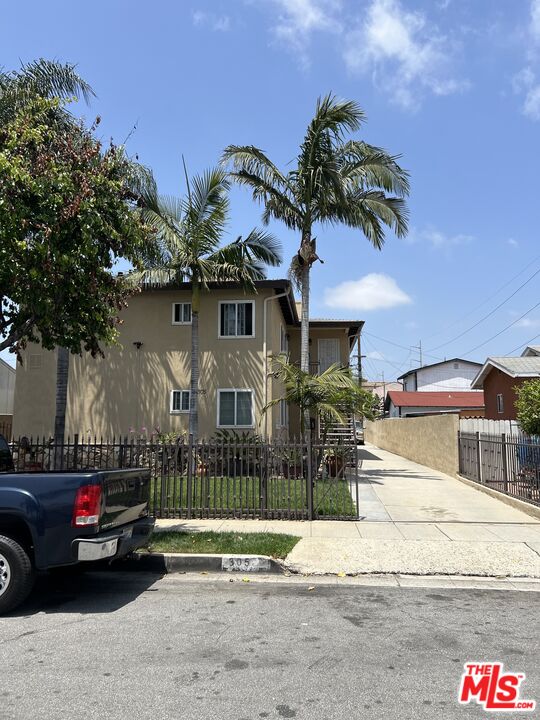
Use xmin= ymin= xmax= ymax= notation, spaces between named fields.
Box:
xmin=172 ymin=302 xmax=192 ymax=325
xmin=219 ymin=301 xmax=254 ymax=338
xmin=170 ymin=390 xmax=190 ymax=413
xmin=453 ymin=362 xmax=459 ymax=369
xmin=496 ymin=393 xmax=504 ymax=414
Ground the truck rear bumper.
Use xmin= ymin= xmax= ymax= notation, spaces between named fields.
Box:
xmin=73 ymin=516 xmax=155 ymax=562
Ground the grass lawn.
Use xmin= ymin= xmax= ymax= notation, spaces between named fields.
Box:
xmin=144 ymin=530 xmax=300 ymax=559
xmin=150 ymin=475 xmax=356 ymax=518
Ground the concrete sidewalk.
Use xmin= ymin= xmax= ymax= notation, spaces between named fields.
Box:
xmin=155 ymin=444 xmax=540 ymax=578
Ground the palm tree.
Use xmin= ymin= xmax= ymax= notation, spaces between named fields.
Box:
xmin=135 ymin=167 xmax=282 ymax=440
xmin=264 ymin=355 xmax=358 ymax=436
xmin=222 ymin=93 xmax=410 ymax=380
xmin=0 ymin=58 xmax=94 ymax=124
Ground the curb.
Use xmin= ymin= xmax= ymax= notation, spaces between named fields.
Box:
xmin=131 ymin=552 xmax=285 ymax=574
xmin=455 ymin=474 xmax=540 ymax=522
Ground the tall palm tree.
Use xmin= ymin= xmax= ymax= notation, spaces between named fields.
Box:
xmin=135 ymin=167 xmax=282 ymax=440
xmin=222 ymin=94 xmax=410 ymax=380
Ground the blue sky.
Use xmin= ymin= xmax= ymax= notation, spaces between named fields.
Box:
xmin=2 ymin=0 xmax=540 ymax=380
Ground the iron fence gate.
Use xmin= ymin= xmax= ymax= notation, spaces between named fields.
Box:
xmin=8 ymin=434 xmax=361 ymax=520
xmin=459 ymin=431 xmax=540 ymax=506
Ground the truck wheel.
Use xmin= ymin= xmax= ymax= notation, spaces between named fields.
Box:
xmin=0 ymin=535 xmax=35 ymax=614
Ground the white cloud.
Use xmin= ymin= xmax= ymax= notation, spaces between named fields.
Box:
xmin=516 ymin=317 xmax=540 ymax=329
xmin=508 ymin=238 xmax=519 ymax=247
xmin=407 ymin=227 xmax=474 ymax=250
xmin=268 ymin=0 xmax=342 ymax=68
xmin=343 ymin=0 xmax=467 ymax=110
xmin=532 ymin=0 xmax=540 ymax=42
xmin=366 ymin=350 xmax=385 ymax=360
xmin=512 ymin=2 xmax=540 ymax=120
xmin=324 ymin=273 xmax=412 ymax=311
xmin=192 ymin=10 xmax=231 ymax=32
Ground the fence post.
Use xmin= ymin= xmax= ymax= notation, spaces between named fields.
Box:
xmin=306 ymin=431 xmax=314 ymax=521
xmin=73 ymin=434 xmax=79 ymax=470
xmin=261 ymin=443 xmax=268 ymax=517
xmin=187 ymin=433 xmax=193 ymax=519
xmin=476 ymin=431 xmax=483 ymax=484
xmin=501 ymin=432 xmax=509 ymax=492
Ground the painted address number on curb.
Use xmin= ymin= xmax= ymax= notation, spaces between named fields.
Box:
xmin=222 ymin=557 xmax=271 ymax=572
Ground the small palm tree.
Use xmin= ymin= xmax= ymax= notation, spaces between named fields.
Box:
xmin=264 ymin=354 xmax=358 ymax=436
xmin=135 ymin=167 xmax=282 ymax=440
xmin=223 ymin=93 xmax=409 ymax=381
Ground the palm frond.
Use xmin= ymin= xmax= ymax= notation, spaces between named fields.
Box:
xmin=338 ymin=140 xmax=410 ymax=196
xmin=222 ymin=145 xmax=291 ymax=193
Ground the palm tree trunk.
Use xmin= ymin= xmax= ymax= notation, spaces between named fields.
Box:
xmin=300 ymin=234 xmax=311 ymax=440
xmin=189 ymin=281 xmax=200 ymax=441
xmin=54 ymin=346 xmax=69 ymax=469
xmin=300 ymin=262 xmax=310 ymax=374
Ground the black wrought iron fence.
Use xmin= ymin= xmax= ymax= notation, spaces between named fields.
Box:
xmin=8 ymin=434 xmax=360 ymax=520
xmin=459 ymin=431 xmax=540 ymax=506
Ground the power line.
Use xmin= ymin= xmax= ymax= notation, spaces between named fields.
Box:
xmin=426 ymin=265 xmax=540 ymax=352
xmin=462 ymin=300 xmax=540 ymax=357
xmin=506 ymin=333 xmax=540 ymax=356
xmin=423 ymin=252 xmax=540 ymax=342
xmin=363 ymin=331 xmax=444 ymax=362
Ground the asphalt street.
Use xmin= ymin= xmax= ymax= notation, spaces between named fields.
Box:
xmin=1 ymin=569 xmax=539 ymax=720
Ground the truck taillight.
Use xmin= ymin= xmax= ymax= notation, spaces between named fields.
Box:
xmin=72 ymin=484 xmax=102 ymax=527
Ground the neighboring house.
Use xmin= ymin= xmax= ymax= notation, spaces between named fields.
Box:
xmin=361 ymin=380 xmax=402 ymax=401
xmin=471 ymin=348 xmax=540 ymax=420
xmin=0 ymin=357 xmax=16 ymax=434
xmin=398 ymin=358 xmax=483 ymax=392
xmin=13 ymin=279 xmax=362 ymax=439
xmin=385 ymin=390 xmax=485 ymax=418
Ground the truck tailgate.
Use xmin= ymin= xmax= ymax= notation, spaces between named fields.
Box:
xmin=98 ymin=469 xmax=151 ymax=531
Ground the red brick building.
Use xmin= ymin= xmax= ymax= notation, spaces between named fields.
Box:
xmin=471 ymin=353 xmax=540 ymax=420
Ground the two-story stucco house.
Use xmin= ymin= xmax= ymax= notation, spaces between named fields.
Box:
xmin=13 ymin=279 xmax=362 ymax=440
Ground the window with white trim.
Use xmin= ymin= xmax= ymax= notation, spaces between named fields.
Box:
xmin=172 ymin=302 xmax=192 ymax=325
xmin=219 ymin=301 xmax=254 ymax=337
xmin=218 ymin=390 xmax=253 ymax=427
xmin=170 ymin=390 xmax=190 ymax=413
xmin=496 ymin=393 xmax=504 ymax=414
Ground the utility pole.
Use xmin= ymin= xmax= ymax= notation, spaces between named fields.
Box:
xmin=357 ymin=332 xmax=366 ymax=387
xmin=412 ymin=340 xmax=423 ymax=367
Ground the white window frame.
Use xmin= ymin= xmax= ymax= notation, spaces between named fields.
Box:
xmin=170 ymin=389 xmax=190 ymax=414
xmin=496 ymin=393 xmax=504 ymax=414
xmin=217 ymin=388 xmax=254 ymax=428
xmin=218 ymin=300 xmax=255 ymax=339
xmin=171 ymin=302 xmax=192 ymax=326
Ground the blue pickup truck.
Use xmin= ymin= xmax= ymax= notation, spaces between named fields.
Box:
xmin=0 ymin=435 xmax=154 ymax=613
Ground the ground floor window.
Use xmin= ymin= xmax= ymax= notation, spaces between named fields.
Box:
xmin=170 ymin=390 xmax=190 ymax=413
xmin=218 ymin=389 xmax=253 ymax=427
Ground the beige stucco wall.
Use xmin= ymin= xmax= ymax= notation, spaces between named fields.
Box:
xmin=365 ymin=414 xmax=459 ymax=477
xmin=15 ymin=288 xmax=275 ymax=439
xmin=13 ymin=286 xmax=356 ymax=441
